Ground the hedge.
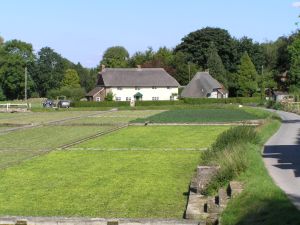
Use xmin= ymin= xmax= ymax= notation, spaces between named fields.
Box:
xmin=134 ymin=100 xmax=185 ymax=106
xmin=71 ymin=101 xmax=130 ymax=107
xmin=183 ymin=97 xmax=262 ymax=105
xmin=71 ymin=97 xmax=262 ymax=108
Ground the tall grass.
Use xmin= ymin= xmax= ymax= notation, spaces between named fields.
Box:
xmin=202 ymin=126 xmax=260 ymax=194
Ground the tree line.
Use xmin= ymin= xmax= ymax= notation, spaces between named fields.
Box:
xmin=1 ymin=26 xmax=300 ymax=100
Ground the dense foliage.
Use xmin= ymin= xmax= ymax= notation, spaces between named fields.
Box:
xmin=0 ymin=26 xmax=299 ymax=100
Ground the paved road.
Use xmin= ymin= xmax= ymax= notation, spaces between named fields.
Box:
xmin=263 ymin=110 xmax=300 ymax=210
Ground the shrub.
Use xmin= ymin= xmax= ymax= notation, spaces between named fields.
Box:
xmin=0 ymin=88 xmax=6 ymax=101
xmin=203 ymin=144 xmax=250 ymax=194
xmin=105 ymin=92 xmax=114 ymax=101
xmin=202 ymin=126 xmax=259 ymax=194
xmin=47 ymin=87 xmax=85 ymax=101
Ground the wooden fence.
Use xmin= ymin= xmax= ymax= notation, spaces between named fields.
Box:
xmin=0 ymin=103 xmax=31 ymax=112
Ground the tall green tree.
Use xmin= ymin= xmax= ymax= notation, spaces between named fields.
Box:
xmin=288 ymin=35 xmax=300 ymax=87
xmin=33 ymin=47 xmax=67 ymax=96
xmin=207 ymin=42 xmax=227 ymax=86
xmin=62 ymin=69 xmax=81 ymax=88
xmin=101 ymin=46 xmax=129 ymax=68
xmin=128 ymin=47 xmax=154 ymax=67
xmin=175 ymin=27 xmax=237 ymax=71
xmin=235 ymin=37 xmax=264 ymax=72
xmin=237 ymin=52 xmax=258 ymax=97
xmin=0 ymin=40 xmax=35 ymax=99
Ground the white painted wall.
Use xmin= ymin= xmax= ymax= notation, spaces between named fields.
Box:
xmin=110 ymin=87 xmax=178 ymax=101
xmin=208 ymin=91 xmax=228 ymax=99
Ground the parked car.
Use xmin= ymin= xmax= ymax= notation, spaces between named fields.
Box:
xmin=43 ymin=99 xmax=54 ymax=108
xmin=57 ymin=100 xmax=71 ymax=108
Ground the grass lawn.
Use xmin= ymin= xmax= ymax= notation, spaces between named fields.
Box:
xmin=0 ymin=111 xmax=99 ymax=125
xmin=74 ymin=126 xmax=231 ymax=150
xmin=0 ymin=125 xmax=115 ymax=169
xmin=65 ymin=110 xmax=164 ymax=125
xmin=132 ymin=108 xmax=267 ymax=124
xmin=0 ymin=125 xmax=229 ymax=218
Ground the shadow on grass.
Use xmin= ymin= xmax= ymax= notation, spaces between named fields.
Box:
xmin=233 ymin=195 xmax=300 ymax=225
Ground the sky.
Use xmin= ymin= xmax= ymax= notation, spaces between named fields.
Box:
xmin=0 ymin=0 xmax=300 ymax=68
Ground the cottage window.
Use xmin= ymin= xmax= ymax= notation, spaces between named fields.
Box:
xmin=96 ymin=97 xmax=101 ymax=102
xmin=117 ymin=87 xmax=123 ymax=90
xmin=135 ymin=87 xmax=140 ymax=90
xmin=116 ymin=97 xmax=121 ymax=101
xmin=126 ymin=97 xmax=131 ymax=101
xmin=152 ymin=97 xmax=159 ymax=101
xmin=152 ymin=86 xmax=157 ymax=89
xmin=167 ymin=87 xmax=170 ymax=89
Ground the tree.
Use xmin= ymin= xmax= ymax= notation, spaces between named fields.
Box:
xmin=0 ymin=40 xmax=35 ymax=99
xmin=235 ymin=37 xmax=264 ymax=72
xmin=101 ymin=46 xmax=129 ymax=68
xmin=128 ymin=47 xmax=154 ymax=67
xmin=207 ymin=42 xmax=227 ymax=86
xmin=33 ymin=47 xmax=67 ymax=96
xmin=288 ymin=34 xmax=300 ymax=88
xmin=175 ymin=27 xmax=237 ymax=71
xmin=237 ymin=52 xmax=258 ymax=97
xmin=62 ymin=69 xmax=80 ymax=88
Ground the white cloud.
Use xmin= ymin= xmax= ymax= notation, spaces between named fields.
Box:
xmin=292 ymin=2 xmax=300 ymax=8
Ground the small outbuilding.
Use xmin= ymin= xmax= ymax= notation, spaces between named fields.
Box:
xmin=181 ymin=72 xmax=228 ymax=99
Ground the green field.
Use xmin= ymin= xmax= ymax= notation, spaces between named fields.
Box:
xmin=0 ymin=111 xmax=100 ymax=125
xmin=132 ymin=108 xmax=267 ymax=123
xmin=65 ymin=110 xmax=164 ymax=125
xmin=0 ymin=125 xmax=230 ymax=218
xmin=74 ymin=126 xmax=230 ymax=150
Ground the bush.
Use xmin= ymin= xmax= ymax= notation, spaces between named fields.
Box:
xmin=266 ymin=100 xmax=283 ymax=110
xmin=105 ymin=92 xmax=114 ymax=101
xmin=210 ymin=126 xmax=258 ymax=153
xmin=47 ymin=87 xmax=86 ymax=101
xmin=71 ymin=101 xmax=130 ymax=107
xmin=201 ymin=126 xmax=259 ymax=194
xmin=203 ymin=144 xmax=250 ymax=194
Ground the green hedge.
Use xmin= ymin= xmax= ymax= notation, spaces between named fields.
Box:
xmin=71 ymin=101 xmax=130 ymax=107
xmin=134 ymin=100 xmax=185 ymax=106
xmin=183 ymin=97 xmax=262 ymax=105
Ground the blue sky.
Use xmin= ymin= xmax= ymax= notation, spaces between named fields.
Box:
xmin=0 ymin=0 xmax=299 ymax=68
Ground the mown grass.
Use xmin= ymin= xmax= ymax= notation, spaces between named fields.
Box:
xmin=132 ymin=108 xmax=266 ymax=123
xmin=74 ymin=126 xmax=231 ymax=150
xmin=0 ymin=125 xmax=228 ymax=218
xmin=0 ymin=125 xmax=115 ymax=169
xmin=0 ymin=111 xmax=99 ymax=125
xmin=65 ymin=110 xmax=164 ymax=125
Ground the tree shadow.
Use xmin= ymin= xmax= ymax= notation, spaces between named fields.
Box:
xmin=263 ymin=145 xmax=300 ymax=177
xmin=232 ymin=195 xmax=300 ymax=225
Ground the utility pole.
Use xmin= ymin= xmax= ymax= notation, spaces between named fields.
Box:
xmin=188 ymin=62 xmax=191 ymax=82
xmin=261 ymin=65 xmax=264 ymax=101
xmin=24 ymin=66 xmax=28 ymax=104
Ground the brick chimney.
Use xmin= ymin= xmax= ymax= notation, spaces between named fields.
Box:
xmin=101 ymin=64 xmax=106 ymax=72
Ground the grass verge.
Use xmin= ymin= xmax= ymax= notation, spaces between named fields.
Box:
xmin=220 ymin=119 xmax=300 ymax=225
xmin=201 ymin=113 xmax=300 ymax=224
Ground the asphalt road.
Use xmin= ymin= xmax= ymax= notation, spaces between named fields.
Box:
xmin=263 ymin=110 xmax=300 ymax=210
